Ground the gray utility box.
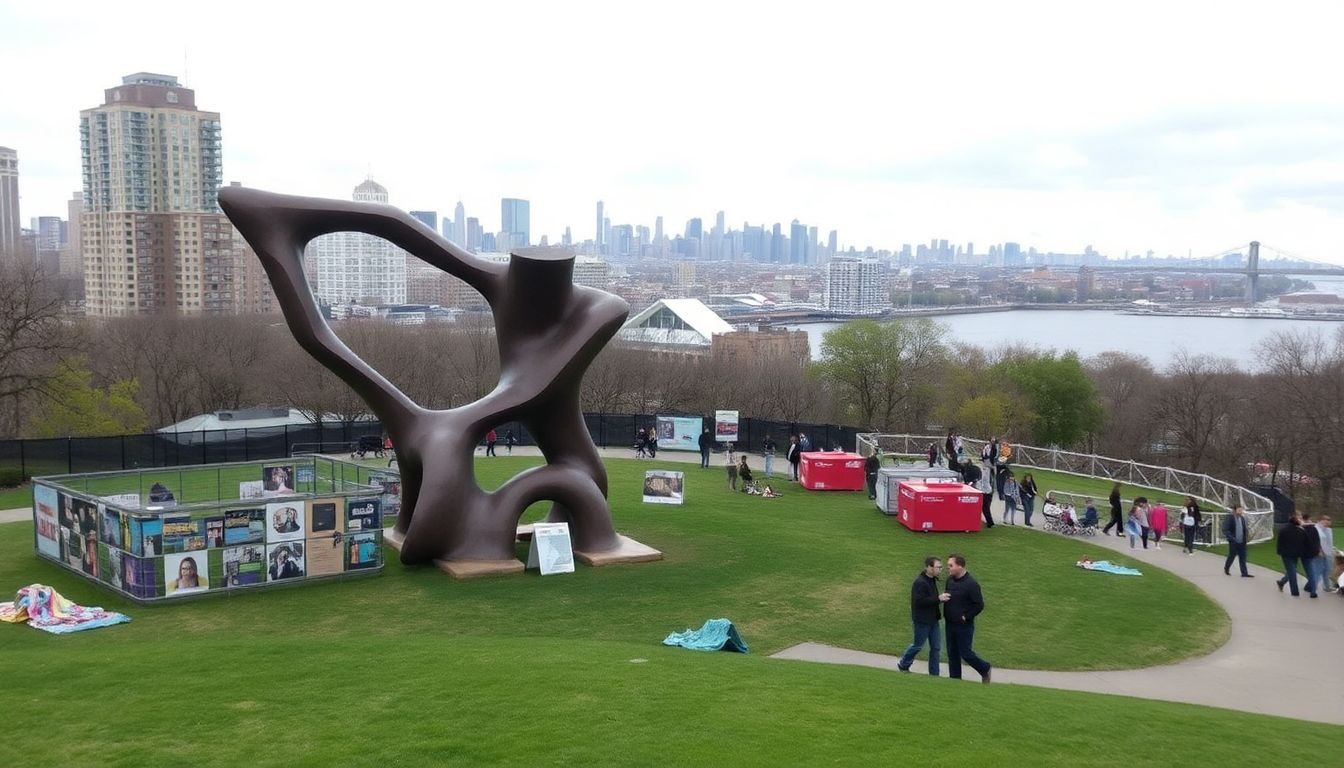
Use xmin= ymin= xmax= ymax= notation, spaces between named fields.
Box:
xmin=875 ymin=464 xmax=963 ymax=515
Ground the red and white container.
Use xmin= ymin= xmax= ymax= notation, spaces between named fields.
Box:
xmin=799 ymin=452 xmax=867 ymax=491
xmin=895 ymin=481 xmax=984 ymax=532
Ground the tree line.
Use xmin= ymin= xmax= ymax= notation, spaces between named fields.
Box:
xmin=3 ymin=262 xmax=1339 ymax=507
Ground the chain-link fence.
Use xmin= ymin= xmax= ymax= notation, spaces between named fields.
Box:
xmin=855 ymin=433 xmax=1275 ymax=545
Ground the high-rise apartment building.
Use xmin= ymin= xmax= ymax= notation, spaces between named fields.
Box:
xmin=595 ymin=200 xmax=604 ymax=253
xmin=0 ymin=147 xmax=19 ymax=262
xmin=790 ymin=220 xmax=808 ymax=264
xmin=500 ymin=198 xmax=530 ymax=250
xmin=825 ymin=258 xmax=884 ymax=315
xmin=80 ymin=73 xmax=233 ymax=314
xmin=62 ymin=191 xmax=83 ymax=278
xmin=453 ymin=201 xmax=466 ymax=244
xmin=306 ymin=179 xmax=407 ymax=306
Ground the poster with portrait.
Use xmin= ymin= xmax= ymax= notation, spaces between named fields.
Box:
xmin=714 ymin=410 xmax=740 ymax=443
xmin=98 ymin=504 xmax=124 ymax=549
xmin=33 ymin=484 xmax=59 ymax=558
xmin=261 ymin=464 xmax=296 ymax=497
xmin=345 ymin=498 xmax=381 ymax=532
xmin=121 ymin=554 xmax=159 ymax=599
xmin=642 ymin=470 xmax=685 ymax=505
xmin=204 ymin=516 xmax=225 ymax=548
xmin=655 ymin=416 xmax=703 ymax=452
xmin=306 ymin=498 xmax=345 ymax=540
xmin=164 ymin=551 xmax=210 ymax=595
xmin=67 ymin=497 xmax=99 ymax=577
xmin=345 ymin=532 xmax=381 ymax=571
xmin=306 ymin=533 xmax=346 ymax=577
xmin=266 ymin=542 xmax=306 ymax=582
xmin=100 ymin=545 xmax=123 ymax=591
xmin=224 ymin=508 xmax=266 ymax=545
xmin=222 ymin=545 xmax=265 ymax=587
xmin=265 ymin=502 xmax=305 ymax=543
xmin=161 ymin=514 xmax=206 ymax=554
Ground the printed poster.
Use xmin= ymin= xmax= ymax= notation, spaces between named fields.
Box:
xmin=121 ymin=554 xmax=159 ymax=599
xmin=224 ymin=509 xmax=266 ymax=545
xmin=33 ymin=484 xmax=59 ymax=558
xmin=239 ymin=481 xmax=264 ymax=500
xmin=266 ymin=542 xmax=305 ymax=581
xmin=306 ymin=498 xmax=345 ymax=539
xmin=222 ymin=545 xmax=265 ymax=587
xmin=164 ymin=551 xmax=210 ymax=595
xmin=306 ymin=534 xmax=346 ymax=577
xmin=642 ymin=470 xmax=685 ymax=505
xmin=261 ymin=464 xmax=296 ymax=497
xmin=98 ymin=504 xmax=124 ymax=549
xmin=161 ymin=514 xmax=206 ymax=554
xmin=714 ymin=410 xmax=740 ymax=443
xmin=100 ymin=545 xmax=123 ymax=591
xmin=655 ymin=416 xmax=702 ymax=452
xmin=346 ymin=498 xmax=381 ymax=532
xmin=204 ymin=516 xmax=225 ymax=548
xmin=128 ymin=515 xmax=163 ymax=557
xmin=62 ymin=497 xmax=99 ymax=577
xmin=345 ymin=532 xmax=381 ymax=571
xmin=265 ymin=501 xmax=305 ymax=543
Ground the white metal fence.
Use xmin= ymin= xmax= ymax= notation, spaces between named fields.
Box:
xmin=855 ymin=433 xmax=1275 ymax=545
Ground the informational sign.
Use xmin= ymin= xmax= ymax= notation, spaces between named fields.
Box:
xmin=239 ymin=481 xmax=264 ymax=499
xmin=101 ymin=493 xmax=142 ymax=509
xmin=714 ymin=410 xmax=740 ymax=443
xmin=526 ymin=522 xmax=575 ymax=575
xmin=642 ymin=470 xmax=685 ymax=505
xmin=655 ymin=416 xmax=702 ymax=452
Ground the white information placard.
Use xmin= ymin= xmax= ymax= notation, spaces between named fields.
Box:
xmin=714 ymin=410 xmax=740 ymax=443
xmin=642 ymin=470 xmax=685 ymax=505
xmin=527 ymin=522 xmax=575 ymax=575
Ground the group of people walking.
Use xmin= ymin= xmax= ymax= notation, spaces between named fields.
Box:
xmin=481 ymin=428 xmax=515 ymax=456
xmin=1273 ymin=512 xmax=1334 ymax=598
xmin=896 ymin=553 xmax=992 ymax=683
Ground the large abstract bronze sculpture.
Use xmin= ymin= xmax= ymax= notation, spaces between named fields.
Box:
xmin=220 ymin=187 xmax=657 ymax=575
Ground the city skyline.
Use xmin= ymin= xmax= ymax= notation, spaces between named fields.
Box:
xmin=3 ymin=2 xmax=1344 ymax=264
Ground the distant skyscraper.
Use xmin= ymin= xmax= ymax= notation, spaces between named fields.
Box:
xmin=563 ymin=226 xmax=572 ymax=246
xmin=770 ymin=223 xmax=783 ymax=263
xmin=80 ymin=73 xmax=231 ymax=315
xmin=466 ymin=217 xmax=481 ymax=251
xmin=0 ymin=147 xmax=17 ymax=262
xmin=827 ymin=230 xmax=838 ymax=258
xmin=790 ymin=220 xmax=807 ymax=264
xmin=441 ymin=218 xmax=453 ymax=240
xmin=1003 ymin=242 xmax=1023 ymax=266
xmin=307 ymin=179 xmax=407 ymax=306
xmin=826 ymin=258 xmax=884 ymax=315
xmin=454 ymin=201 xmax=465 ymax=244
xmin=595 ymin=200 xmax=604 ymax=253
xmin=62 ymin=191 xmax=83 ymax=277
xmin=410 ymin=210 xmax=438 ymax=232
xmin=654 ymin=216 xmax=663 ymax=253
xmin=500 ymin=197 xmax=530 ymax=249
xmin=685 ymin=218 xmax=702 ymax=241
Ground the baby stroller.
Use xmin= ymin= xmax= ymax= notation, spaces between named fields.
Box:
xmin=1061 ymin=507 xmax=1099 ymax=537
xmin=353 ymin=434 xmax=386 ymax=460
xmin=1042 ymin=502 xmax=1069 ymax=533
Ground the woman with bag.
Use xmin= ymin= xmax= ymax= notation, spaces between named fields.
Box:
xmin=1180 ymin=497 xmax=1202 ymax=555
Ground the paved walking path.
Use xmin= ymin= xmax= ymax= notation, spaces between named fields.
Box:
xmin=8 ymin=452 xmax=1342 ymax=724
xmin=773 ymin=494 xmax=1344 ymax=726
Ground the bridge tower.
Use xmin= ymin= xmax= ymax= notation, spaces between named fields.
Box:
xmin=1244 ymin=241 xmax=1260 ymax=303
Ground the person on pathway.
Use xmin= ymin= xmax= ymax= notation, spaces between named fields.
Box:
xmin=1149 ymin=501 xmax=1168 ymax=550
xmin=1180 ymin=496 xmax=1202 ymax=555
xmin=1134 ymin=498 xmax=1151 ymax=549
xmin=927 ymin=443 xmax=938 ymax=468
xmin=504 ymin=429 xmax=516 ymax=455
xmin=865 ymin=451 xmax=881 ymax=500
xmin=897 ymin=557 xmax=943 ymax=676
xmin=485 ymin=428 xmax=497 ymax=457
xmin=1001 ymin=471 xmax=1021 ymax=525
xmin=1019 ymin=473 xmax=1038 ymax=527
xmin=762 ymin=435 xmax=777 ymax=478
xmin=1223 ymin=505 xmax=1253 ymax=577
xmin=981 ymin=438 xmax=997 ymax=468
xmin=1300 ymin=512 xmax=1322 ymax=598
xmin=698 ymin=428 xmax=713 ymax=468
xmin=725 ymin=443 xmax=738 ymax=490
xmin=945 ymin=432 xmax=957 ymax=468
xmin=1275 ymin=514 xmax=1308 ymax=597
xmin=1104 ymin=483 xmax=1124 ymax=537
xmin=1315 ymin=515 xmax=1335 ymax=593
xmin=787 ymin=435 xmax=801 ymax=481
xmin=974 ymin=465 xmax=995 ymax=529
xmin=954 ymin=432 xmax=964 ymax=460
xmin=647 ymin=430 xmax=658 ymax=459
xmin=1126 ymin=503 xmax=1144 ymax=549
xmin=634 ymin=428 xmax=648 ymax=458
xmin=942 ymin=553 xmax=991 ymax=684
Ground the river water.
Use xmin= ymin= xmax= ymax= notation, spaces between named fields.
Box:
xmin=790 ymin=276 xmax=1344 ymax=371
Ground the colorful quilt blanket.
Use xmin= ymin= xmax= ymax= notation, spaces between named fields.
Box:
xmin=0 ymin=584 xmax=130 ymax=634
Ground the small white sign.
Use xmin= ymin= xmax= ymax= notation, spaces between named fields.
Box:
xmin=527 ymin=522 xmax=575 ymax=576
xmin=642 ymin=470 xmax=685 ymax=505
xmin=100 ymin=493 xmax=142 ymax=509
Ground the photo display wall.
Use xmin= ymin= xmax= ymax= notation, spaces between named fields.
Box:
xmin=32 ymin=467 xmax=390 ymax=602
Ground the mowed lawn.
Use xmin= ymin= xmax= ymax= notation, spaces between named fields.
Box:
xmin=4 ymin=457 xmax=1337 ymax=766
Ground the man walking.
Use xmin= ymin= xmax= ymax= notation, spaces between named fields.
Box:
xmin=1275 ymin=514 xmax=1307 ymax=597
xmin=1300 ymin=512 xmax=1321 ymax=598
xmin=485 ymin=428 xmax=497 ymax=457
xmin=762 ymin=435 xmax=777 ymax=479
xmin=1223 ymin=504 xmax=1253 ymax=577
xmin=897 ymin=557 xmax=943 ymax=676
xmin=1316 ymin=515 xmax=1335 ymax=593
xmin=698 ymin=428 xmax=713 ymax=469
xmin=942 ymin=553 xmax=991 ymax=683
xmin=865 ymin=450 xmax=881 ymax=500
xmin=787 ymin=435 xmax=801 ymax=481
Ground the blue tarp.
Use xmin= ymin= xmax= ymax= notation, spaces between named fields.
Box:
xmin=662 ymin=618 xmax=749 ymax=653
xmin=1077 ymin=560 xmax=1143 ymax=576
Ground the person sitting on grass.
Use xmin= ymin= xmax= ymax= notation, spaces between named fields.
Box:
xmin=761 ymin=485 xmax=781 ymax=498
xmin=738 ymin=456 xmax=753 ymax=491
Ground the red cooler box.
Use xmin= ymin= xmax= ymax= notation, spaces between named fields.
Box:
xmin=895 ymin=481 xmax=983 ymax=532
xmin=799 ymin=452 xmax=866 ymax=491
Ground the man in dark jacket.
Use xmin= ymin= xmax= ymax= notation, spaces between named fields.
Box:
xmin=1223 ymin=505 xmax=1253 ymax=577
xmin=865 ymin=452 xmax=881 ymax=500
xmin=786 ymin=436 xmax=801 ymax=481
xmin=1276 ymin=514 xmax=1308 ymax=597
xmin=897 ymin=557 xmax=943 ymax=676
xmin=698 ymin=428 xmax=713 ymax=469
xmin=1300 ymin=512 xmax=1322 ymax=598
xmin=942 ymin=553 xmax=991 ymax=683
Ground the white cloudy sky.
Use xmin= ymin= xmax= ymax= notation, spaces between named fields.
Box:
xmin=3 ymin=0 xmax=1343 ymax=263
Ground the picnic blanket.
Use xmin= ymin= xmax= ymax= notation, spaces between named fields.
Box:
xmin=662 ymin=618 xmax=749 ymax=653
xmin=1076 ymin=560 xmax=1142 ymax=577
xmin=0 ymin=584 xmax=130 ymax=634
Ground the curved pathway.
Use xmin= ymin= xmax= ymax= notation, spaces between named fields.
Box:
xmin=6 ymin=450 xmax=1341 ymax=724
xmin=772 ymin=495 xmax=1344 ymax=726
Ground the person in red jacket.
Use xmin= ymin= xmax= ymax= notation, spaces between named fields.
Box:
xmin=485 ymin=428 xmax=498 ymax=457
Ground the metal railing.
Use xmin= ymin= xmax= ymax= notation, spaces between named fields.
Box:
xmin=855 ymin=433 xmax=1275 ymax=544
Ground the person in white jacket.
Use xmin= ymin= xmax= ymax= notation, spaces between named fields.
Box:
xmin=1315 ymin=516 xmax=1334 ymax=593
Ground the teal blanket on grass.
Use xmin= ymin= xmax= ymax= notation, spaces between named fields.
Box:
xmin=662 ymin=618 xmax=749 ymax=653
xmin=1077 ymin=560 xmax=1143 ymax=576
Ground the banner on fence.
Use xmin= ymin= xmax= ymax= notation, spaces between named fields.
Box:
xmin=655 ymin=416 xmax=701 ymax=451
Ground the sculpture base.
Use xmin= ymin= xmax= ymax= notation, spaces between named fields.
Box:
xmin=433 ymin=558 xmax=527 ymax=579
xmin=574 ymin=534 xmax=664 ymax=567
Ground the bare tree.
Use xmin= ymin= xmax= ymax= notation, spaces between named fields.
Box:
xmin=0 ymin=263 xmax=83 ymax=436
xmin=1085 ymin=351 xmax=1161 ymax=459
xmin=1151 ymin=351 xmax=1244 ymax=474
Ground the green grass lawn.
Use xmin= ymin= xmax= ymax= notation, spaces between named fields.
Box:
xmin=2 ymin=457 xmax=1335 ymax=765
xmin=0 ymin=483 xmax=30 ymax=509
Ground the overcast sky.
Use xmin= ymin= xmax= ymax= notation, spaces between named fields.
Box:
xmin=3 ymin=0 xmax=1343 ymax=263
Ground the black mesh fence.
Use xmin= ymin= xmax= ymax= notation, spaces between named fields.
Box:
xmin=1 ymin=413 xmax=863 ymax=478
